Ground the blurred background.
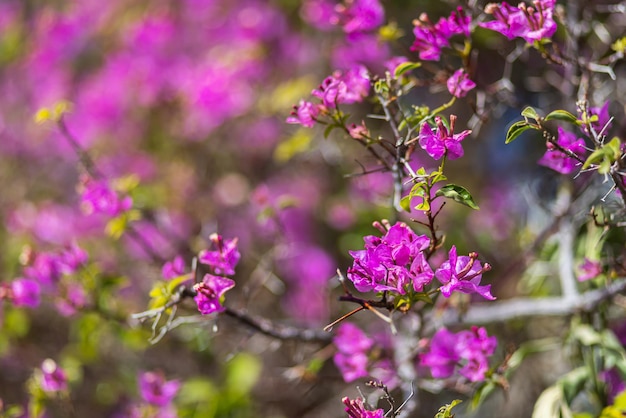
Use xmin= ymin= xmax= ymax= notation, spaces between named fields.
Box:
xmin=1 ymin=0 xmax=626 ymax=417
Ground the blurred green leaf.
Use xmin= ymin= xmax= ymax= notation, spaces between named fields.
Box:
xmin=225 ymin=353 xmax=262 ymax=396
xmin=394 ymin=61 xmax=421 ymax=77
xmin=435 ymin=399 xmax=462 ymax=417
xmin=274 ymin=129 xmax=312 ymax=162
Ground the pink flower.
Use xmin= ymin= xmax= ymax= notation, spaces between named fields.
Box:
xmin=333 ymin=323 xmax=373 ymax=382
xmin=193 ymin=274 xmax=235 ymax=315
xmin=198 ymin=234 xmax=240 ymax=276
xmin=418 ymin=115 xmax=471 ymax=160
xmin=447 ymin=69 xmax=476 ymax=98
xmin=337 ymin=0 xmax=385 ymax=35
xmin=79 ymin=177 xmax=132 ymax=217
xmin=138 ymin=371 xmax=180 ymax=407
xmin=421 ymin=326 xmax=496 ymax=382
xmin=410 ymin=7 xmax=471 ymax=61
xmin=435 ymin=246 xmax=495 ymax=300
xmin=538 ymin=127 xmax=587 ymax=174
xmin=286 ymin=100 xmax=321 ymax=128
xmin=578 ymin=258 xmax=602 ymax=282
xmin=311 ymin=65 xmax=370 ymax=108
xmin=480 ymin=0 xmax=557 ymax=44
xmin=162 ymin=255 xmax=186 ymax=280
xmin=10 ymin=278 xmax=41 ymax=308
xmin=342 ymin=396 xmax=384 ymax=418
xmin=40 ymin=359 xmax=68 ymax=392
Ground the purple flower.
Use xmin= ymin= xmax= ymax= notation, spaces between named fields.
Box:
xmin=347 ymin=222 xmax=432 ymax=294
xmin=410 ymin=8 xmax=471 ymax=61
xmin=300 ymin=0 xmax=338 ymax=31
xmin=286 ymin=100 xmax=321 ymax=128
xmin=80 ymin=177 xmax=132 ymax=217
xmin=421 ymin=327 xmax=496 ymax=382
xmin=10 ymin=278 xmax=41 ymax=308
xmin=311 ymin=66 xmax=370 ymax=108
xmin=59 ymin=243 xmax=88 ymax=273
xmin=55 ymin=284 xmax=88 ymax=317
xmin=337 ymin=0 xmax=385 ymax=35
xmin=418 ymin=115 xmax=471 ymax=160
xmin=480 ymin=0 xmax=557 ymax=44
xmin=447 ymin=69 xmax=476 ymax=98
xmin=342 ymin=396 xmax=385 ymax=418
xmin=193 ymin=274 xmax=235 ymax=315
xmin=420 ymin=328 xmax=460 ymax=378
xmin=578 ymin=258 xmax=602 ymax=282
xmin=40 ymin=359 xmax=68 ymax=392
xmin=24 ymin=252 xmax=62 ymax=286
xmin=333 ymin=323 xmax=373 ymax=382
xmin=162 ymin=255 xmax=186 ymax=280
xmin=334 ymin=351 xmax=370 ymax=382
xmin=138 ymin=371 xmax=180 ymax=407
xmin=538 ymin=127 xmax=587 ymax=174
xmin=435 ymin=246 xmax=495 ymax=300
xmin=585 ymin=101 xmax=612 ymax=135
xmin=334 ymin=323 xmax=374 ymax=354
xmin=198 ymin=234 xmax=240 ymax=276
xmin=456 ymin=327 xmax=497 ymax=381
xmin=348 ymin=121 xmax=370 ymax=140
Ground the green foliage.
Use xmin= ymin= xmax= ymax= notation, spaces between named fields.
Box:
xmin=544 ymin=110 xmax=578 ymax=124
xmin=435 ymin=184 xmax=479 ymax=210
xmin=435 ymin=399 xmax=462 ymax=417
xmin=393 ymin=61 xmax=421 ymax=77
xmin=582 ymin=137 xmax=622 ymax=174
xmin=273 ymin=129 xmax=313 ymax=162
xmin=177 ymin=353 xmax=262 ymax=418
xmin=505 ymin=120 xmax=534 ymax=144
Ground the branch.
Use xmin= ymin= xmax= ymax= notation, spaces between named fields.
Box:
xmin=440 ymin=279 xmax=626 ymax=326
xmin=223 ymin=306 xmax=332 ymax=344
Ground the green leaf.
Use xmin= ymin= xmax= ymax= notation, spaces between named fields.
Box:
xmin=274 ymin=129 xmax=313 ymax=161
xmin=400 ymin=195 xmax=412 ymax=212
xmin=394 ymin=61 xmax=421 ymax=77
xmin=323 ymin=124 xmax=337 ymax=139
xmin=521 ymin=106 xmax=541 ymax=120
xmin=506 ymin=121 xmax=533 ymax=144
xmin=415 ymin=197 xmax=430 ymax=212
xmin=435 ymin=400 xmax=462 ymax=418
xmin=166 ymin=274 xmax=192 ymax=294
xmin=545 ymin=110 xmax=578 ymax=123
xmin=436 ymin=184 xmax=479 ymax=210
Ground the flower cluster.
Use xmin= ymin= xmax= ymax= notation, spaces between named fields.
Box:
xmin=3 ymin=244 xmax=89 ymax=309
xmin=480 ymin=0 xmax=557 ymax=44
xmin=410 ymin=7 xmax=471 ymax=61
xmin=538 ymin=127 xmax=587 ymax=174
xmin=335 ymin=0 xmax=385 ymax=36
xmin=333 ymin=323 xmax=374 ymax=382
xmin=193 ymin=234 xmax=240 ymax=315
xmin=347 ymin=222 xmax=432 ymax=294
xmin=419 ymin=115 xmax=471 ymax=161
xmin=342 ymin=396 xmax=384 ymax=418
xmin=287 ymin=65 xmax=370 ymax=127
xmin=421 ymin=326 xmax=497 ymax=382
xmin=347 ymin=223 xmax=494 ymax=300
